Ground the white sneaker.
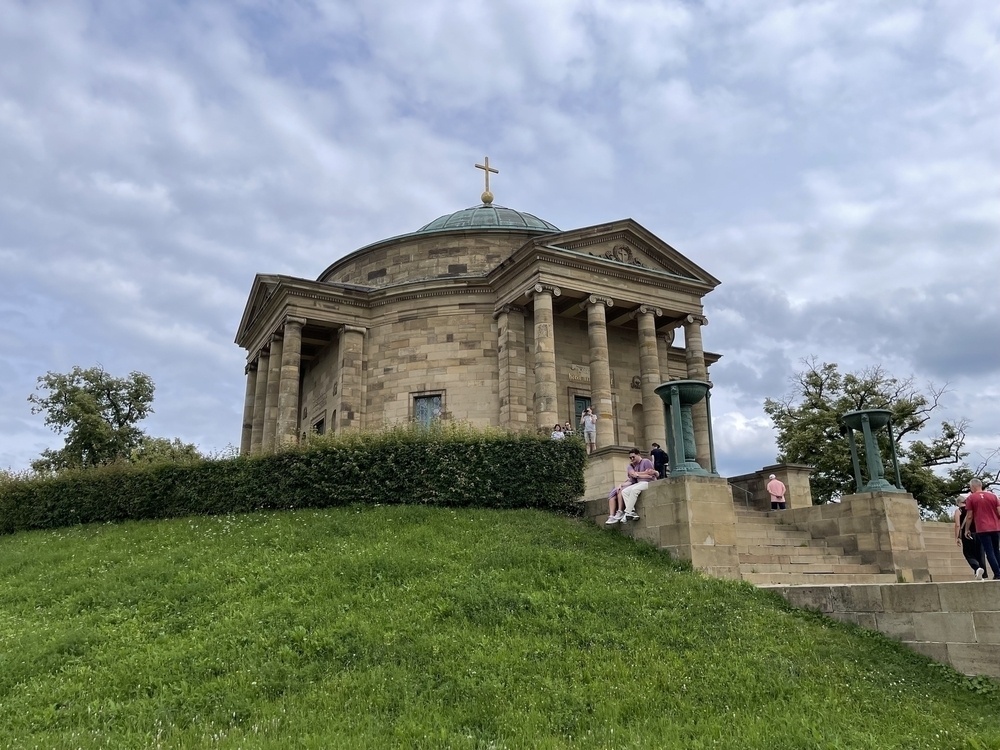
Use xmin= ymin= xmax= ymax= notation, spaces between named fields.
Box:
xmin=624 ymin=511 xmax=640 ymax=521
xmin=605 ymin=512 xmax=623 ymax=525
xmin=975 ymin=567 xmax=985 ymax=580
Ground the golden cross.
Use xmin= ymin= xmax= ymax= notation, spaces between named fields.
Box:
xmin=475 ymin=156 xmax=498 ymax=195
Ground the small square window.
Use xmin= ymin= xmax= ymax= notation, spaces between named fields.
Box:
xmin=413 ymin=394 xmax=443 ymax=427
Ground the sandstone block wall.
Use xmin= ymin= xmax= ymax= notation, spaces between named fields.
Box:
xmin=780 ymin=492 xmax=931 ymax=582
xmin=321 ymin=232 xmax=527 ymax=288
xmin=769 ymin=582 xmax=1000 ymax=679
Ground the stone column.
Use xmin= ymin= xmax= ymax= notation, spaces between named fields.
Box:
xmin=496 ymin=304 xmax=527 ymax=430
xmin=684 ymin=314 xmax=711 ymax=469
xmin=250 ymin=349 xmax=269 ymax=453
xmin=586 ymin=295 xmax=615 ymax=449
xmin=262 ymin=332 xmax=283 ymax=452
xmin=530 ymin=284 xmax=560 ymax=431
xmin=337 ymin=324 xmax=366 ymax=434
xmin=276 ymin=316 xmax=306 ymax=448
xmin=658 ymin=329 xmax=675 ymax=381
xmin=637 ymin=306 xmax=665 ymax=447
xmin=240 ymin=360 xmax=258 ymax=455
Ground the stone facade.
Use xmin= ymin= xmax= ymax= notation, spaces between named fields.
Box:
xmin=235 ymin=204 xmax=722 ymax=455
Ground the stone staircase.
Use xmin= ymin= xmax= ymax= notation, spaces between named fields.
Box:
xmin=735 ymin=508 xmax=898 ymax=585
xmin=921 ymin=520 xmax=979 ymax=582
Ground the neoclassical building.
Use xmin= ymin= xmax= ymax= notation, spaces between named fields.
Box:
xmin=235 ymin=163 xmax=721 ymax=463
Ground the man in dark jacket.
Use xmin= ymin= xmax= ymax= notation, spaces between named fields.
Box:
xmin=650 ymin=443 xmax=668 ymax=479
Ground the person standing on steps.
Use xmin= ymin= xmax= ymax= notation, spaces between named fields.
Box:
xmin=766 ymin=474 xmax=787 ymax=510
xmin=582 ymin=408 xmax=598 ymax=454
xmin=955 ymin=495 xmax=987 ymax=580
xmin=963 ymin=479 xmax=1000 ymax=580
xmin=650 ymin=443 xmax=668 ymax=479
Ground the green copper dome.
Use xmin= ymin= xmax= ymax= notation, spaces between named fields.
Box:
xmin=417 ymin=204 xmax=559 ymax=233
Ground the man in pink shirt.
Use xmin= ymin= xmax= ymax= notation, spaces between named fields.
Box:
xmin=963 ymin=479 xmax=1000 ymax=580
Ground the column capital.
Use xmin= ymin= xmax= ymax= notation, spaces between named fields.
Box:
xmin=587 ymin=294 xmax=613 ymax=308
xmin=659 ymin=330 xmax=677 ymax=346
xmin=685 ymin=313 xmax=708 ymax=326
xmin=256 ymin=347 xmax=270 ymax=361
xmin=638 ymin=305 xmax=662 ymax=317
xmin=284 ymin=315 xmax=307 ymax=329
xmin=493 ymin=303 xmax=525 ymax=320
xmin=245 ymin=360 xmax=258 ymax=375
xmin=342 ymin=324 xmax=367 ymax=336
xmin=271 ymin=330 xmax=284 ymax=343
xmin=529 ymin=282 xmax=561 ymax=298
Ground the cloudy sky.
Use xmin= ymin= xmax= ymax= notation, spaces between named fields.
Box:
xmin=1 ymin=0 xmax=997 ymax=479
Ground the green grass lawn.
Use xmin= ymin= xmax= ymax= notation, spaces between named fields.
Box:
xmin=0 ymin=505 xmax=996 ymax=749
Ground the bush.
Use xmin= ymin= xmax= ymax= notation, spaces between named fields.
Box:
xmin=0 ymin=424 xmax=587 ymax=535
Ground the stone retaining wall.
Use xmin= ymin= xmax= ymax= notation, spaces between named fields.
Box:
xmin=769 ymin=582 xmax=1000 ymax=679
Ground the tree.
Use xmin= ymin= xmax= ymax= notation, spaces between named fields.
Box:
xmin=129 ymin=436 xmax=202 ymax=465
xmin=28 ymin=365 xmax=155 ymax=472
xmin=763 ymin=359 xmax=999 ymax=516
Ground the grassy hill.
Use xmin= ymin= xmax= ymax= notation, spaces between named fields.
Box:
xmin=0 ymin=505 xmax=997 ymax=749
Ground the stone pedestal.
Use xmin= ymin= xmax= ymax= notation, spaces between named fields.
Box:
xmin=780 ymin=491 xmax=931 ymax=582
xmin=728 ymin=463 xmax=814 ymax=511
xmin=582 ymin=446 xmax=633 ymax=501
xmin=614 ymin=476 xmax=741 ymax=580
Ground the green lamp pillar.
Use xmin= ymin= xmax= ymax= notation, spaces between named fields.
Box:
xmin=841 ymin=408 xmax=905 ymax=493
xmin=655 ymin=379 xmax=719 ymax=477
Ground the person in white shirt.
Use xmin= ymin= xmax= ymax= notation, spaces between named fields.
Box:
xmin=581 ymin=408 xmax=598 ymax=454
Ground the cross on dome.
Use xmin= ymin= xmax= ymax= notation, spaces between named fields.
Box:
xmin=475 ymin=157 xmax=499 ymax=205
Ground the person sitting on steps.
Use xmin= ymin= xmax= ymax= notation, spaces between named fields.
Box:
xmin=606 ymin=448 xmax=659 ymax=525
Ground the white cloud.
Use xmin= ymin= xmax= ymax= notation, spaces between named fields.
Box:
xmin=0 ymin=0 xmax=997 ymax=482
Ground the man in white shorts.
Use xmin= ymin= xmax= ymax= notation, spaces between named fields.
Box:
xmin=606 ymin=448 xmax=659 ymax=524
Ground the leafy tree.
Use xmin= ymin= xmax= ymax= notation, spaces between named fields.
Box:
xmin=764 ymin=359 xmax=999 ymax=516
xmin=129 ymin=436 xmax=203 ymax=465
xmin=28 ymin=365 xmax=155 ymax=472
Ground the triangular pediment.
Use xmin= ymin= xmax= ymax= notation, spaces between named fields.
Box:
xmin=536 ymin=219 xmax=720 ymax=289
xmin=234 ymin=274 xmax=281 ymax=345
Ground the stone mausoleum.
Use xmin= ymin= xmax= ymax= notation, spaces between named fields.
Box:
xmin=234 ymin=161 xmax=994 ymax=680
xmin=235 ymin=159 xmax=721 ymax=460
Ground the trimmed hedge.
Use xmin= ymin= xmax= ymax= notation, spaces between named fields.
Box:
xmin=0 ymin=425 xmax=587 ymax=535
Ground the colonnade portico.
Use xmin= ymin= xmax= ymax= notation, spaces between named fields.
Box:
xmin=502 ymin=279 xmax=714 ymax=454
xmin=240 ymin=316 xmax=367 ymax=455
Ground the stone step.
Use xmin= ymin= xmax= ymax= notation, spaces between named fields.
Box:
xmin=739 ymin=552 xmax=868 ymax=567
xmin=739 ymin=561 xmax=883 ymax=575
xmin=930 ymin=573 xmax=994 ymax=582
xmin=746 ymin=572 xmax=899 ymax=586
xmin=734 ymin=514 xmax=794 ymax=526
xmin=737 ymin=527 xmax=813 ymax=542
xmin=737 ymin=544 xmax=847 ymax=557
